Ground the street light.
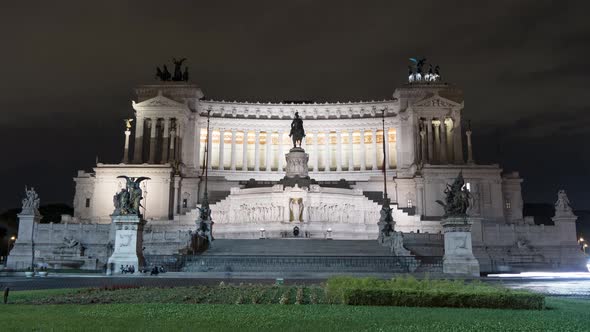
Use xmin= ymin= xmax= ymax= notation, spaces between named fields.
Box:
xmin=3 ymin=236 xmax=16 ymax=264
xmin=584 ymin=243 xmax=588 ymax=254
xmin=579 ymin=237 xmax=584 ymax=244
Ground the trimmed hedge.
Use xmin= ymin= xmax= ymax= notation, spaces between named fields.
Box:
xmin=326 ymin=276 xmax=545 ymax=310
xmin=341 ymin=288 xmax=545 ymax=310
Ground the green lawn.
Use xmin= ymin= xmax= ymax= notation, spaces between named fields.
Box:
xmin=1 ymin=298 xmax=589 ymax=331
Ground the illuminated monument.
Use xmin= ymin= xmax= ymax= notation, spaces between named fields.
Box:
xmin=7 ymin=58 xmax=586 ymax=274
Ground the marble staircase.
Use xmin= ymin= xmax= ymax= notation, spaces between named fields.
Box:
xmin=145 ymin=239 xmax=443 ymax=274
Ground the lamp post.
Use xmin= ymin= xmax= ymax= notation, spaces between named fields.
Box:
xmin=7 ymin=235 xmax=16 ymax=254
xmin=584 ymin=243 xmax=588 ymax=255
xmin=377 ymin=107 xmax=396 ymax=239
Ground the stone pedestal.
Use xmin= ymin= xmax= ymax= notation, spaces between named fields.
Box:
xmin=6 ymin=209 xmax=41 ymax=270
xmin=107 ymin=215 xmax=145 ymax=275
xmin=441 ymin=217 xmax=480 ymax=276
xmin=285 ymin=147 xmax=309 ymax=178
xmin=281 ymin=147 xmax=312 ymax=188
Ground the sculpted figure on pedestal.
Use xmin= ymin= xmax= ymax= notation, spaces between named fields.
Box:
xmin=289 ymin=112 xmax=305 ymax=148
xmin=172 ymin=58 xmax=187 ymax=81
xmin=113 ymin=176 xmax=150 ymax=216
xmin=436 ymin=172 xmax=470 ymax=218
xmin=554 ymin=190 xmax=574 ymax=217
xmin=22 ymin=186 xmax=40 ymax=211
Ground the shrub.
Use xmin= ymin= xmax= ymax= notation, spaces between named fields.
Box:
xmin=309 ymin=290 xmax=319 ymax=304
xmin=295 ymin=288 xmax=304 ymax=305
xmin=326 ymin=276 xmax=545 ymax=310
xmin=340 ymin=288 xmax=544 ymax=310
xmin=279 ymin=291 xmax=290 ymax=305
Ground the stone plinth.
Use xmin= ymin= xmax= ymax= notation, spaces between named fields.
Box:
xmin=285 ymin=147 xmax=309 ymax=178
xmin=441 ymin=217 xmax=480 ymax=276
xmin=107 ymin=215 xmax=145 ymax=275
xmin=6 ymin=209 xmax=41 ymax=270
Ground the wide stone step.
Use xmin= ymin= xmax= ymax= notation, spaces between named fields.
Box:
xmin=180 ymin=255 xmax=436 ymax=273
xmin=203 ymin=239 xmax=394 ymax=256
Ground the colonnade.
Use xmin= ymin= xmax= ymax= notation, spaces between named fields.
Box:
xmin=418 ymin=117 xmax=464 ymax=164
xmin=199 ymin=127 xmax=396 ymax=172
xmin=127 ymin=116 xmax=184 ymax=164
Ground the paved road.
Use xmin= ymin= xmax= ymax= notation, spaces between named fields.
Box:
xmin=0 ymin=275 xmax=322 ymax=291
xmin=3 ymin=273 xmax=590 ymax=298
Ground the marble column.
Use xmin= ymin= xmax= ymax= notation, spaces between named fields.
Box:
xmin=453 ymin=117 xmax=465 ymax=163
xmin=416 ymin=179 xmax=425 ymax=216
xmin=348 ymin=131 xmax=354 ymax=171
xmin=336 ymin=130 xmax=342 ymax=171
xmin=169 ymin=128 xmax=176 ymax=162
xmin=371 ymin=129 xmax=378 ymax=171
xmin=218 ymin=129 xmax=225 ymax=170
xmin=123 ymin=129 xmax=131 ymax=164
xmin=419 ymin=129 xmax=427 ymax=164
xmin=148 ymin=118 xmax=158 ymax=164
xmin=278 ymin=131 xmax=285 ymax=171
xmin=313 ymin=130 xmax=319 ymax=172
xmin=254 ymin=130 xmax=260 ymax=172
xmin=133 ymin=116 xmax=144 ymax=163
xmin=266 ymin=131 xmax=272 ymax=172
xmin=161 ymin=118 xmax=170 ymax=163
xmin=440 ymin=120 xmax=448 ymax=164
xmin=466 ymin=129 xmax=474 ymax=164
xmin=230 ymin=129 xmax=237 ymax=171
xmin=433 ymin=121 xmax=441 ymax=163
xmin=177 ymin=122 xmax=184 ymax=163
xmin=324 ymin=131 xmax=330 ymax=172
xmin=242 ymin=130 xmax=248 ymax=171
xmin=426 ymin=119 xmax=433 ymax=162
xmin=359 ymin=129 xmax=366 ymax=171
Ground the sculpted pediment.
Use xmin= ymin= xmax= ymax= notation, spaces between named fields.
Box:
xmin=412 ymin=95 xmax=461 ymax=109
xmin=133 ymin=94 xmax=186 ymax=109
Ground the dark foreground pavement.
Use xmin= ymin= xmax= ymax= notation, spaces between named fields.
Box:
xmin=0 ymin=275 xmax=323 ymax=291
xmin=3 ymin=273 xmax=590 ymax=298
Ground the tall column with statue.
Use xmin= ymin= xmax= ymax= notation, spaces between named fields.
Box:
xmin=107 ymin=176 xmax=150 ymax=275
xmin=6 ymin=187 xmax=42 ymax=270
xmin=123 ymin=119 xmax=133 ymax=163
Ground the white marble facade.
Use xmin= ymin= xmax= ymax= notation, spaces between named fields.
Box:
xmin=32 ymin=79 xmax=582 ymax=273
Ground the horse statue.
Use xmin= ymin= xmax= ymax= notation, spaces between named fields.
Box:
xmin=289 ymin=112 xmax=306 ymax=148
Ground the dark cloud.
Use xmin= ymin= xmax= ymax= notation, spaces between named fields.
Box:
xmin=0 ymin=0 xmax=589 ymax=210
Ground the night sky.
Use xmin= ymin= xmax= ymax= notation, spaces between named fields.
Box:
xmin=1 ymin=1 xmax=589 ymax=211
